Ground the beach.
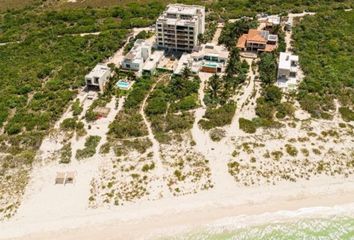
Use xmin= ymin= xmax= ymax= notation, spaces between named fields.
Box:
xmin=1 ymin=173 xmax=354 ymax=240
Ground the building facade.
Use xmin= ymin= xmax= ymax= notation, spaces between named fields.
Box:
xmin=156 ymin=4 xmax=205 ymax=52
xmin=85 ymin=64 xmax=111 ymax=92
xmin=237 ymin=29 xmax=278 ymax=53
xmin=277 ymin=52 xmax=299 ymax=89
xmin=121 ymin=39 xmax=152 ymax=74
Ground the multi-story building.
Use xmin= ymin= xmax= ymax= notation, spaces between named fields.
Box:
xmin=156 ymin=4 xmax=205 ymax=52
xmin=121 ymin=39 xmax=152 ymax=74
xmin=277 ymin=52 xmax=299 ymax=89
xmin=237 ymin=29 xmax=278 ymax=53
xmin=85 ymin=64 xmax=111 ymax=92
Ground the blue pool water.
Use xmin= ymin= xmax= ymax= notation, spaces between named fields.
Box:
xmin=116 ymin=81 xmax=130 ymax=88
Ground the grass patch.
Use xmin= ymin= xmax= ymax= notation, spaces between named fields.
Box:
xmin=76 ymin=135 xmax=101 ymax=160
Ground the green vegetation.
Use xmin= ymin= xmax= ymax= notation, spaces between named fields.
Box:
xmin=239 ymin=118 xmax=256 ymax=134
xmin=60 ymin=143 xmax=72 ymax=164
xmin=199 ymin=21 xmax=217 ymax=44
xmin=285 ymin=144 xmax=298 ymax=157
xmin=219 ymin=19 xmax=258 ymax=50
xmin=108 ymin=76 xmax=154 ymax=139
xmin=293 ymin=11 xmax=354 ymax=119
xmin=76 ymin=135 xmax=101 ymax=160
xmin=209 ymin=128 xmax=226 ymax=142
xmin=71 ymin=99 xmax=83 ymax=116
xmin=145 ymin=73 xmax=200 ymax=142
xmin=199 ymin=103 xmax=236 ymax=130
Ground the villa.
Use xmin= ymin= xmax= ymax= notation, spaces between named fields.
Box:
xmin=85 ymin=64 xmax=111 ymax=92
xmin=142 ymin=50 xmax=165 ymax=75
xmin=191 ymin=43 xmax=229 ymax=73
xmin=173 ymin=43 xmax=229 ymax=75
xmin=277 ymin=52 xmax=299 ymax=89
xmin=121 ymin=39 xmax=152 ymax=75
xmin=156 ymin=4 xmax=205 ymax=52
xmin=236 ymin=29 xmax=278 ymax=53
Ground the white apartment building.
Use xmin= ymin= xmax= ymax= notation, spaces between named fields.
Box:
xmin=121 ymin=39 xmax=152 ymax=74
xmin=85 ymin=64 xmax=111 ymax=92
xmin=277 ymin=52 xmax=299 ymax=89
xmin=156 ymin=4 xmax=205 ymax=52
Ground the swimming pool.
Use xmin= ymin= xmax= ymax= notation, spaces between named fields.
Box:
xmin=116 ymin=80 xmax=130 ymax=89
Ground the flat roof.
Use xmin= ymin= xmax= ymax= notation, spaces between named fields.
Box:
xmin=86 ymin=64 xmax=110 ymax=78
xmin=166 ymin=4 xmax=204 ymax=15
xmin=191 ymin=43 xmax=229 ymax=60
xmin=143 ymin=51 xmax=164 ymax=71
xmin=279 ymin=52 xmax=299 ymax=70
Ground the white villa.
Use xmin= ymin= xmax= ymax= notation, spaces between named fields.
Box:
xmin=85 ymin=64 xmax=111 ymax=92
xmin=142 ymin=50 xmax=164 ymax=75
xmin=156 ymin=4 xmax=205 ymax=52
xmin=121 ymin=39 xmax=152 ymax=75
xmin=173 ymin=43 xmax=229 ymax=75
xmin=277 ymin=52 xmax=299 ymax=89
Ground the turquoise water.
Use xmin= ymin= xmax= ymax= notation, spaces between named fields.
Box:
xmin=157 ymin=216 xmax=354 ymax=240
xmin=116 ymin=80 xmax=129 ymax=88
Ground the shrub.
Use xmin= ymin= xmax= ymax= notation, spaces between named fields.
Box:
xmin=285 ymin=144 xmax=298 ymax=157
xmin=76 ymin=135 xmax=101 ymax=160
xmin=71 ymin=99 xmax=83 ymax=116
xmin=60 ymin=143 xmax=72 ymax=164
xmin=199 ymin=103 xmax=236 ymax=130
xmin=339 ymin=107 xmax=354 ymax=122
xmin=209 ymin=128 xmax=226 ymax=142
xmin=239 ymin=118 xmax=256 ymax=133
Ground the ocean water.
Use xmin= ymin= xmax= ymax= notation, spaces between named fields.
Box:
xmin=156 ymin=205 xmax=354 ymax=240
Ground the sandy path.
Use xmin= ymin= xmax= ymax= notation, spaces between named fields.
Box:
xmin=227 ymin=58 xmax=257 ymax=136
xmin=11 ymin=96 xmax=124 ymax=224
xmin=211 ymin=23 xmax=224 ymax=44
xmin=140 ymin=74 xmax=171 ymax=197
xmin=191 ymin=72 xmax=236 ymax=191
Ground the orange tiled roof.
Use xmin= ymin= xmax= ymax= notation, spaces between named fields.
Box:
xmin=236 ymin=34 xmax=247 ymax=49
xmin=264 ymin=44 xmax=277 ymax=52
xmin=246 ymin=29 xmax=267 ymax=44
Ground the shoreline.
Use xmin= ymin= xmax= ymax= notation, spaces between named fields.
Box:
xmin=2 ymin=175 xmax=354 ymax=240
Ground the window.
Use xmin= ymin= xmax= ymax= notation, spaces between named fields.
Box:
xmin=94 ymin=77 xmax=99 ymax=84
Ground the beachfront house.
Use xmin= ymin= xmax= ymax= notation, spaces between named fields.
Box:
xmin=191 ymin=43 xmax=229 ymax=73
xmin=142 ymin=50 xmax=165 ymax=75
xmin=121 ymin=39 xmax=152 ymax=75
xmin=156 ymin=4 xmax=205 ymax=52
xmin=173 ymin=43 xmax=229 ymax=75
xmin=236 ymin=29 xmax=278 ymax=53
xmin=85 ymin=64 xmax=111 ymax=92
xmin=277 ymin=52 xmax=299 ymax=89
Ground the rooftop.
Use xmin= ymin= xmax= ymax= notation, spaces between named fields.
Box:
xmin=166 ymin=4 xmax=204 ymax=16
xmin=279 ymin=52 xmax=299 ymax=70
xmin=86 ymin=64 xmax=110 ymax=79
xmin=124 ymin=39 xmax=151 ymax=61
xmin=143 ymin=51 xmax=164 ymax=71
xmin=191 ymin=43 xmax=229 ymax=60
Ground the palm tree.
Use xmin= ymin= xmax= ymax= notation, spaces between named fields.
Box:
xmin=209 ymin=74 xmax=221 ymax=100
xmin=182 ymin=66 xmax=192 ymax=79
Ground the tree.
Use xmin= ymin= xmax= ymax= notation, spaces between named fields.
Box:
xmin=182 ymin=66 xmax=192 ymax=79
xmin=209 ymin=74 xmax=221 ymax=100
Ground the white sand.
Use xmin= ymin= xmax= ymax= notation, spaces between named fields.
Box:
xmin=1 ymin=13 xmax=353 ymax=240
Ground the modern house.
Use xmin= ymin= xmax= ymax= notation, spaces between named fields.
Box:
xmin=85 ymin=64 xmax=111 ymax=92
xmin=156 ymin=4 xmax=205 ymax=52
xmin=173 ymin=53 xmax=193 ymax=75
xmin=173 ymin=43 xmax=229 ymax=75
xmin=191 ymin=43 xmax=229 ymax=73
xmin=142 ymin=50 xmax=164 ymax=75
xmin=259 ymin=15 xmax=281 ymax=27
xmin=236 ymin=29 xmax=278 ymax=53
xmin=277 ymin=52 xmax=299 ymax=89
xmin=121 ymin=39 xmax=152 ymax=75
